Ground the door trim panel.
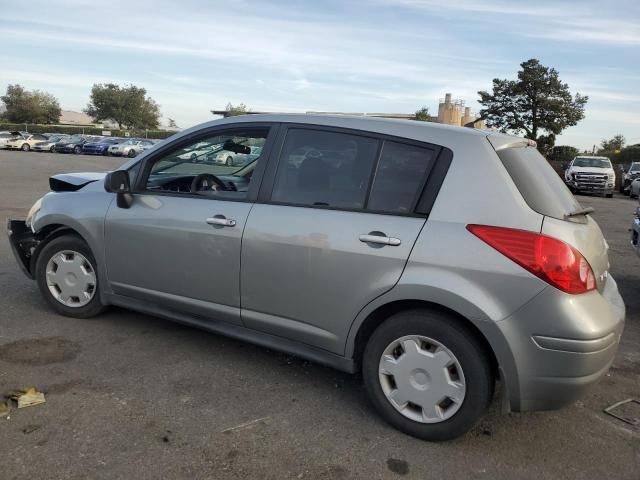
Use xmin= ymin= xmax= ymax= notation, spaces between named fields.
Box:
xmin=111 ymin=281 xmax=241 ymax=326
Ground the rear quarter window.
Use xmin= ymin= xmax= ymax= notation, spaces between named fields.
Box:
xmin=498 ymin=146 xmax=580 ymax=220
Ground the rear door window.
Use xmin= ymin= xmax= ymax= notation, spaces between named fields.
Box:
xmin=271 ymin=128 xmax=379 ymax=209
xmin=498 ymin=146 xmax=580 ymax=220
xmin=367 ymin=141 xmax=436 ymax=214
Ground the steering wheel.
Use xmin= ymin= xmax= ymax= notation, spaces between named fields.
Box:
xmin=190 ymin=173 xmax=228 ymax=192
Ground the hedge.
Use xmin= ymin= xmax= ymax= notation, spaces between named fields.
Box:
xmin=0 ymin=123 xmax=177 ymax=139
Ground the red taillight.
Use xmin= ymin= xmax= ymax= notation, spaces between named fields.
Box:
xmin=467 ymin=224 xmax=596 ymax=294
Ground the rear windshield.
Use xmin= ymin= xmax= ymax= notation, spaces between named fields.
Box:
xmin=498 ymin=146 xmax=580 ymax=220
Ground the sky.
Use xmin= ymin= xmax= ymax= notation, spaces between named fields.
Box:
xmin=0 ymin=0 xmax=638 ymax=149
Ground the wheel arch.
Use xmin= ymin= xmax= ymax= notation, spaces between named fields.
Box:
xmin=30 ymin=223 xmax=90 ymax=273
xmin=350 ymin=299 xmax=499 ymax=377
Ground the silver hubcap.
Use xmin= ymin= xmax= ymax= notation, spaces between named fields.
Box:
xmin=45 ymin=250 xmax=96 ymax=307
xmin=378 ymin=335 xmax=466 ymax=423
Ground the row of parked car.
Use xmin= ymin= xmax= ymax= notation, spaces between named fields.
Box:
xmin=0 ymin=130 xmax=264 ymax=167
xmin=0 ymin=131 xmax=158 ymax=157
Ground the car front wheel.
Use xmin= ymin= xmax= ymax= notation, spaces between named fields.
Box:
xmin=362 ymin=310 xmax=493 ymax=441
xmin=74 ymin=146 xmax=82 ymax=154
xmin=21 ymin=143 xmax=30 ymax=151
xmin=35 ymin=235 xmax=106 ymax=318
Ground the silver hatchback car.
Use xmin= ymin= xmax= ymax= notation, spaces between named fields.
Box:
xmin=8 ymin=115 xmax=625 ymax=441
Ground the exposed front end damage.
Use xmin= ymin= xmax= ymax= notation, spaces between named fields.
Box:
xmin=7 ymin=219 xmax=38 ymax=279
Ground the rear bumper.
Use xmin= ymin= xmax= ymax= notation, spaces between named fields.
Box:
xmin=83 ymin=148 xmax=107 ymax=155
xmin=497 ymin=276 xmax=625 ymax=412
xmin=7 ymin=219 xmax=37 ymax=279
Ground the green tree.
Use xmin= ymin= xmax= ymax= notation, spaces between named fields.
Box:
xmin=85 ymin=83 xmax=160 ymax=129
xmin=1 ymin=84 xmax=61 ymax=124
xmin=549 ymin=145 xmax=579 ymax=164
xmin=224 ymin=102 xmax=250 ymax=116
xmin=477 ymin=59 xmax=588 ymax=146
xmin=600 ymin=134 xmax=625 ymax=152
xmin=414 ymin=106 xmax=434 ymax=122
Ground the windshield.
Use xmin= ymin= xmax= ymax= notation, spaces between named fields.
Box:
xmin=149 ymin=132 xmax=266 ymax=177
xmin=48 ymin=136 xmax=64 ymax=142
xmin=65 ymin=136 xmax=83 ymax=143
xmin=573 ymin=157 xmax=611 ymax=168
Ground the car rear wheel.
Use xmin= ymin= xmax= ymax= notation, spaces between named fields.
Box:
xmin=35 ymin=235 xmax=106 ymax=318
xmin=362 ymin=310 xmax=493 ymax=441
xmin=74 ymin=145 xmax=82 ymax=154
xmin=225 ymin=156 xmax=233 ymax=166
xmin=49 ymin=146 xmax=55 ymax=152
xmin=21 ymin=143 xmax=30 ymax=151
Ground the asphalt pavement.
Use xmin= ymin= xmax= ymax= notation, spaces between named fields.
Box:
xmin=0 ymin=150 xmax=638 ymax=479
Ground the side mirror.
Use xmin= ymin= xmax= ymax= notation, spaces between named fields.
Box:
xmin=104 ymin=170 xmax=133 ymax=208
xmin=104 ymin=170 xmax=130 ymax=193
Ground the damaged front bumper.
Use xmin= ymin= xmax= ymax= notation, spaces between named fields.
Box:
xmin=7 ymin=220 xmax=37 ymax=279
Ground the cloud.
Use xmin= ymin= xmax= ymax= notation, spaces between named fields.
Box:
xmin=0 ymin=0 xmax=637 ymax=148
xmin=381 ymin=0 xmax=640 ymax=46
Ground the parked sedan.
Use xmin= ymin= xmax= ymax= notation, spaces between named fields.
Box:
xmin=32 ymin=135 xmax=70 ymax=152
xmin=54 ymin=135 xmax=90 ymax=154
xmin=211 ymin=145 xmax=263 ymax=166
xmin=0 ymin=131 xmax=23 ymax=149
xmin=82 ymin=137 xmax=123 ymax=156
xmin=620 ymin=162 xmax=640 ymax=195
xmin=108 ymin=139 xmax=155 ymax=157
xmin=5 ymin=133 xmax=50 ymax=151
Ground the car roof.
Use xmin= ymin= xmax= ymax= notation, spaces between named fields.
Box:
xmin=175 ymin=113 xmax=524 ymax=150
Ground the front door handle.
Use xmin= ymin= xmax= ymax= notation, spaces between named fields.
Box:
xmin=206 ymin=215 xmax=236 ymax=227
xmin=359 ymin=233 xmax=401 ymax=246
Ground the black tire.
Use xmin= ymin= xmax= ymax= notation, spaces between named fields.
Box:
xmin=21 ymin=143 xmax=30 ymax=151
xmin=35 ymin=235 xmax=106 ymax=318
xmin=606 ymin=193 xmax=613 ymax=198
xmin=74 ymin=145 xmax=82 ymax=154
xmin=226 ymin=156 xmax=232 ymax=166
xmin=49 ymin=146 xmax=55 ymax=152
xmin=128 ymin=149 xmax=136 ymax=158
xmin=362 ymin=310 xmax=493 ymax=441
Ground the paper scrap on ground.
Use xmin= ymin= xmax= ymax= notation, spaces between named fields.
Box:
xmin=0 ymin=401 xmax=10 ymax=417
xmin=10 ymin=387 xmax=46 ymax=409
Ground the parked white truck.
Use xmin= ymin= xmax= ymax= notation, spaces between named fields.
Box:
xmin=564 ymin=156 xmax=615 ymax=197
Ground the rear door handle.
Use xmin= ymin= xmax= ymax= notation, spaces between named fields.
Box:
xmin=359 ymin=234 xmax=401 ymax=246
xmin=206 ymin=215 xmax=236 ymax=227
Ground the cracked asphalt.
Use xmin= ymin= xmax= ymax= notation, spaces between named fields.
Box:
xmin=0 ymin=150 xmax=638 ymax=479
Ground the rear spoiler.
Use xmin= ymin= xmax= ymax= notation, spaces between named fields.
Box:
xmin=488 ymin=134 xmax=537 ymax=152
